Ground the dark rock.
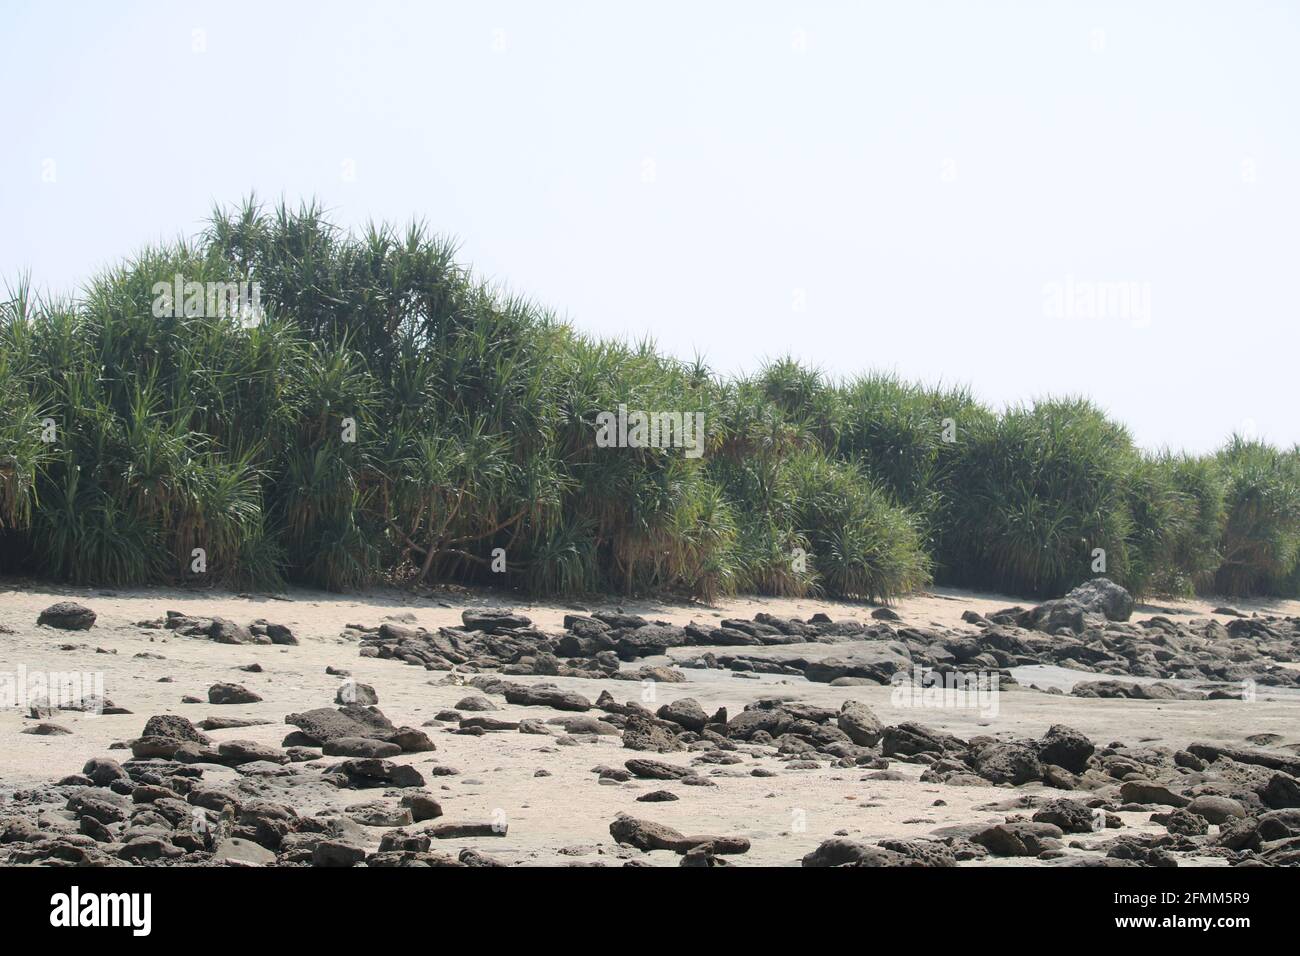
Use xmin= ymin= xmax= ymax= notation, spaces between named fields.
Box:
xmin=82 ymin=757 xmax=129 ymax=787
xmin=38 ymin=602 xmax=96 ymax=630
xmin=972 ymin=741 xmax=1042 ymax=785
xmin=622 ymin=715 xmax=685 ymax=753
xmin=1261 ymin=773 xmax=1300 ymax=810
xmin=502 ymin=684 xmax=591 ymax=712
xmin=1119 ymin=780 xmax=1189 ymax=808
xmin=1064 ymin=578 xmax=1134 ymax=622
xmin=972 ymin=822 xmax=1063 ymax=857
xmin=142 ymin=714 xmax=211 ymax=745
xmin=614 ymin=625 xmax=689 ymax=660
xmin=1022 ymin=600 xmax=1085 ymax=634
xmin=208 ymin=683 xmax=262 ymax=705
xmin=1032 ymin=799 xmax=1096 ymax=833
xmin=1161 ymin=808 xmax=1209 ymax=836
xmin=322 ymin=737 xmax=401 ymax=758
xmin=801 ymin=838 xmax=907 ymax=867
xmin=1187 ymin=742 xmax=1300 ymax=777
xmin=656 ymin=698 xmax=707 ymax=733
xmin=1185 ymin=795 xmax=1246 ymax=824
xmin=1037 ymin=724 xmax=1095 ymax=774
xmin=607 ymin=814 xmax=734 ymax=854
xmin=462 ymin=609 xmax=532 ymax=633
xmin=339 ymin=758 xmax=425 ymax=789
xmin=400 ymin=793 xmax=444 ymax=822
xmin=261 ymin=623 xmax=298 ymax=645
xmin=636 ymin=790 xmax=680 ymax=802
xmin=625 ymin=758 xmax=691 ymax=781
xmin=837 ymin=700 xmax=884 ymax=747
xmin=22 ymin=722 xmax=71 ymax=735
xmin=389 ymin=727 xmax=436 ymax=753
xmin=336 ymin=682 xmax=378 ymax=706
xmin=453 ymin=695 xmax=497 ymax=712
xmin=118 ymin=836 xmax=183 ymax=861
xmin=876 ymin=839 xmax=957 ymax=867
xmin=312 ymin=840 xmax=367 ymax=867
xmin=881 ymin=722 xmax=966 ymax=757
xmin=209 ymin=617 xmax=258 ymax=644
xmin=429 ymin=821 xmax=508 ymax=839
xmin=285 ymin=705 xmax=396 ymax=745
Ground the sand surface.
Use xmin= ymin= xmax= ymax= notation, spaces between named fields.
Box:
xmin=3 ymin=580 xmax=1298 ymax=866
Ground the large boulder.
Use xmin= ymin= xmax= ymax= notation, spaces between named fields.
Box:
xmin=1187 ymin=742 xmax=1300 ymax=777
xmin=971 ymin=741 xmax=1042 ymax=785
xmin=881 ymin=722 xmax=966 ymax=757
xmin=142 ymin=714 xmax=211 ymax=745
xmin=338 ymin=759 xmax=425 ymax=789
xmin=805 ymin=647 xmax=911 ymax=684
xmin=609 ymin=814 xmax=693 ymax=852
xmin=217 ymin=740 xmax=289 ymax=766
xmin=37 ymin=602 xmax=96 ymax=630
xmin=336 ymin=682 xmax=378 ymax=706
xmin=608 ymin=814 xmax=745 ymax=855
xmin=622 ymin=715 xmax=686 ymax=753
xmin=312 ymin=841 xmax=367 ymax=867
xmin=972 ymin=822 xmax=1063 ymax=857
xmin=624 ymin=758 xmax=692 ymax=781
xmin=837 ymin=700 xmax=884 ymax=747
xmin=322 ymin=737 xmax=401 ymax=758
xmin=461 ymin=609 xmax=532 ymax=633
xmin=1064 ymin=577 xmax=1134 ymax=622
xmin=656 ymin=698 xmax=707 ymax=733
xmin=81 ymin=757 xmax=129 ymax=788
xmin=1036 ymin=724 xmax=1095 ymax=774
xmin=208 ymin=683 xmax=263 ymax=705
xmin=801 ymin=838 xmax=907 ymax=867
xmin=1119 ymin=779 xmax=1189 ymax=808
xmin=613 ymin=625 xmax=689 ymax=661
xmin=1185 ymin=795 xmax=1246 ymax=824
xmin=208 ymin=617 xmax=261 ymax=644
xmin=286 ymin=705 xmax=396 ymax=745
xmin=1021 ymin=600 xmax=1085 ymax=634
xmin=502 ymin=683 xmax=590 ymax=712
xmin=1032 ymin=799 xmax=1096 ymax=833
xmin=1261 ymin=773 xmax=1300 ymax=810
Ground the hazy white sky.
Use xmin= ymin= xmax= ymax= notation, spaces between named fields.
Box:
xmin=3 ymin=1 xmax=1297 ymax=453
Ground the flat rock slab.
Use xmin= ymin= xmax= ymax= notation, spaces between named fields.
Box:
xmin=285 ymin=705 xmax=396 ymax=745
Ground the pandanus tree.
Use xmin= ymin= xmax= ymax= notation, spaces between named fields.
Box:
xmin=4 ymin=198 xmax=1298 ymax=600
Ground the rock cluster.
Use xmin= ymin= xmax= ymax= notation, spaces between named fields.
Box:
xmin=0 ymin=705 xmax=459 ymax=867
xmin=352 ymin=591 xmax=1300 ymax=695
xmin=9 ymin=588 xmax=1300 ymax=868
xmin=685 ymin=604 xmax=1300 ymax=692
xmin=800 ymin=721 xmax=1300 ymax=866
xmin=135 ymin=611 xmax=298 ymax=645
xmin=348 ymin=608 xmax=885 ymax=680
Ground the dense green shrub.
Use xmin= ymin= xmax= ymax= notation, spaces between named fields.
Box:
xmin=935 ymin=399 xmax=1136 ymax=597
xmin=1147 ymin=453 xmax=1225 ymax=596
xmin=1213 ymin=438 xmax=1300 ymax=596
xmin=3 ymin=200 xmax=1298 ymax=601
